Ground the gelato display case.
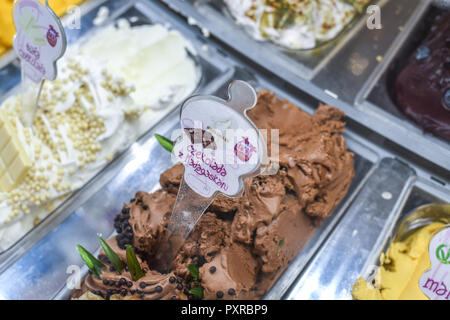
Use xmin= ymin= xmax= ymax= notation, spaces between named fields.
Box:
xmin=0 ymin=0 xmax=448 ymax=300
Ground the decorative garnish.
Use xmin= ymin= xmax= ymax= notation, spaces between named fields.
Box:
xmin=126 ymin=245 xmax=144 ymax=281
xmin=189 ymin=286 xmax=204 ymax=299
xmin=77 ymin=245 xmax=105 ymax=279
xmin=155 ymin=134 xmax=174 ymax=152
xmin=187 ymin=264 xmax=199 ymax=281
xmin=99 ymin=236 xmax=124 ymax=274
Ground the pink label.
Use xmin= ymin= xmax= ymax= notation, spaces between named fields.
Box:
xmin=419 ymin=227 xmax=450 ymax=300
xmin=173 ymin=81 xmax=265 ymax=198
xmin=13 ymin=0 xmax=66 ymax=83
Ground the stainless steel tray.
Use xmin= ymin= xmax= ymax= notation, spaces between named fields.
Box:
xmin=0 ymin=0 xmax=448 ymax=300
xmin=0 ymin=0 xmax=231 ymax=272
xmin=285 ymin=170 xmax=450 ymax=300
xmin=161 ymin=0 xmax=450 ymax=172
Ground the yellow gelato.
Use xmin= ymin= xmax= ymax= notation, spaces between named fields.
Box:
xmin=352 ymin=222 xmax=444 ymax=300
xmin=0 ymin=0 xmax=85 ymax=55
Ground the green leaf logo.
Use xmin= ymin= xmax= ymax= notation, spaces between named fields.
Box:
xmin=436 ymin=244 xmax=450 ymax=264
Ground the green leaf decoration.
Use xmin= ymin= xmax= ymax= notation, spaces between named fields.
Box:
xmin=126 ymin=245 xmax=144 ymax=281
xmin=187 ymin=264 xmax=199 ymax=281
xmin=77 ymin=245 xmax=105 ymax=279
xmin=189 ymin=286 xmax=204 ymax=299
xmin=278 ymin=237 xmax=285 ymax=248
xmin=155 ymin=134 xmax=174 ymax=152
xmin=99 ymin=237 xmax=124 ymax=274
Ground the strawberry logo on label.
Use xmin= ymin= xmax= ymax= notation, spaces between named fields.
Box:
xmin=46 ymin=25 xmax=59 ymax=47
xmin=234 ymin=137 xmax=257 ymax=162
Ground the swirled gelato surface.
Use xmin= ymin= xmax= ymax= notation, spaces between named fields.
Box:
xmin=224 ymin=0 xmax=370 ymax=49
xmin=71 ymin=90 xmax=355 ymax=300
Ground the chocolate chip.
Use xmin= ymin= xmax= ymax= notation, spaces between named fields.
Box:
xmin=228 ymin=288 xmax=236 ymax=296
xmin=216 ymin=291 xmax=224 ymax=299
xmin=169 ymin=276 xmax=176 ymax=283
xmin=415 ymin=45 xmax=430 ymax=60
xmin=209 ymin=266 xmax=216 ymax=274
xmin=155 ymin=286 xmax=163 ymax=293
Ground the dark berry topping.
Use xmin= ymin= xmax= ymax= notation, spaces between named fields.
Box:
xmin=228 ymin=288 xmax=236 ymax=296
xmin=216 ymin=291 xmax=224 ymax=299
xmin=209 ymin=266 xmax=216 ymax=274
xmin=169 ymin=276 xmax=176 ymax=283
xmin=444 ymin=90 xmax=450 ymax=110
xmin=155 ymin=286 xmax=163 ymax=293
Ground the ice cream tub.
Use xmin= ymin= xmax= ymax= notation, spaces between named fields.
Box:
xmin=285 ymin=174 xmax=450 ymax=300
xmin=0 ymin=45 xmax=384 ymax=299
xmin=0 ymin=0 xmax=234 ymax=273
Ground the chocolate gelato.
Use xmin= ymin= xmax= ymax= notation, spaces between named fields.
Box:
xmin=71 ymin=90 xmax=355 ymax=300
xmin=395 ymin=10 xmax=450 ymax=140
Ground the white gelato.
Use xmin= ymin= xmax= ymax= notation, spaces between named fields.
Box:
xmin=225 ymin=0 xmax=370 ymax=50
xmin=0 ymin=23 xmax=200 ymax=251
